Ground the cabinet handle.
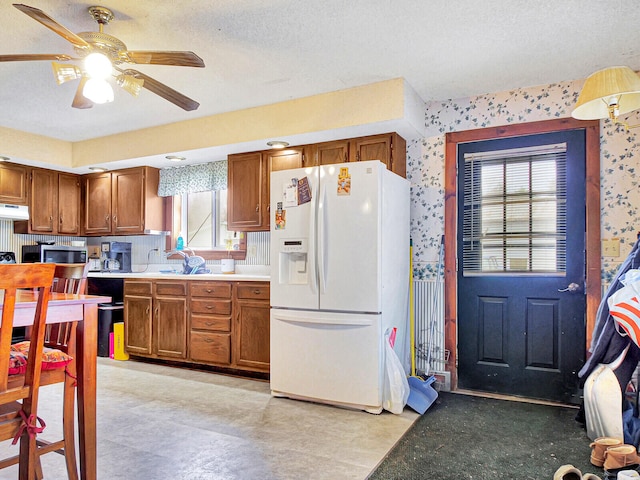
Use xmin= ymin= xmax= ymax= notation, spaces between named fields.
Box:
xmin=253 ymin=289 xmax=261 ymax=295
xmin=205 ymin=321 xmax=214 ymax=326
xmin=113 ymin=215 xmax=117 ymax=223
xmin=206 ymin=289 xmax=212 ymax=293
xmin=105 ymin=214 xmax=110 ymax=226
xmin=267 ymin=204 xmax=270 ymax=212
xmin=205 ymin=338 xmax=214 ymax=344
xmin=255 ymin=204 xmax=260 ymax=213
xmin=206 ymin=305 xmax=213 ymax=310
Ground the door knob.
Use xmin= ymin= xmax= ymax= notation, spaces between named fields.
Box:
xmin=558 ymin=282 xmax=580 ymax=292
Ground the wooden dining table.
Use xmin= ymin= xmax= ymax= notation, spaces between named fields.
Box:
xmin=4 ymin=290 xmax=110 ymax=480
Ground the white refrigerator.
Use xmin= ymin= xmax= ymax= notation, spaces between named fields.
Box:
xmin=270 ymin=160 xmax=410 ymax=413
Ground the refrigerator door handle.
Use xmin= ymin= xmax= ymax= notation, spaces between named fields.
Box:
xmin=308 ymin=173 xmax=318 ymax=295
xmin=318 ymin=180 xmax=328 ymax=294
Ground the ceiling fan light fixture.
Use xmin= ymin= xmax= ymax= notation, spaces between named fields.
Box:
xmin=51 ymin=62 xmax=82 ymax=85
xmin=117 ymin=74 xmax=144 ymax=97
xmin=83 ymin=78 xmax=114 ymax=104
xmin=84 ymin=52 xmax=112 ymax=79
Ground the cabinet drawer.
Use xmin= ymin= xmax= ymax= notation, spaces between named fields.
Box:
xmin=155 ymin=281 xmax=187 ymax=296
xmin=191 ymin=298 xmax=232 ymax=315
xmin=190 ymin=282 xmax=232 ymax=298
xmin=190 ymin=331 xmax=231 ymax=365
xmin=124 ymin=281 xmax=152 ymax=295
xmin=191 ymin=314 xmax=231 ymax=332
xmin=237 ymin=284 xmax=270 ymax=300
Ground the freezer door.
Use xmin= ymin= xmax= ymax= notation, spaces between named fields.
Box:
xmin=270 ymin=166 xmax=320 ymax=310
xmin=318 ymin=161 xmax=382 ymax=312
xmin=270 ymin=309 xmax=383 ymax=411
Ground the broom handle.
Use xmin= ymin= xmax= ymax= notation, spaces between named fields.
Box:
xmin=410 ymin=239 xmax=416 ymax=377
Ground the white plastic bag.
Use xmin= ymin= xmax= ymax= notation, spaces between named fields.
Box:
xmin=383 ymin=331 xmax=409 ymax=414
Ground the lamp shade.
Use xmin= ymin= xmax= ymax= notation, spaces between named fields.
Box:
xmin=572 ymin=66 xmax=640 ymax=120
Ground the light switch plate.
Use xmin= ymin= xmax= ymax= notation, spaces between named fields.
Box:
xmin=602 ymin=238 xmax=621 ymax=257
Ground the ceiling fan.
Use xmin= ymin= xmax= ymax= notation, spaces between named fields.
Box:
xmin=0 ymin=4 xmax=205 ymax=110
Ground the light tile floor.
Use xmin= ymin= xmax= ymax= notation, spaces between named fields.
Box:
xmin=0 ymin=359 xmax=418 ymax=479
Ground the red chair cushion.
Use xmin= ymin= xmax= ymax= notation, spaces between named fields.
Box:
xmin=10 ymin=341 xmax=73 ymax=372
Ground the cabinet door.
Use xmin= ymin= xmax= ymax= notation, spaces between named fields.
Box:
xmin=0 ymin=162 xmax=27 ymax=205
xmin=155 ymin=296 xmax=187 ymax=359
xmin=315 ymin=140 xmax=350 ymax=165
xmin=124 ymin=295 xmax=153 ymax=355
xmin=112 ymin=168 xmax=145 ymax=235
xmin=83 ymin=172 xmax=112 ymax=235
xmin=227 ymin=152 xmax=265 ymax=231
xmin=352 ymin=133 xmax=406 ymax=177
xmin=58 ymin=172 xmax=81 ymax=235
xmin=29 ymin=168 xmax=56 ymax=233
xmin=264 ymin=147 xmax=307 ymax=231
xmin=235 ymin=300 xmax=270 ymax=371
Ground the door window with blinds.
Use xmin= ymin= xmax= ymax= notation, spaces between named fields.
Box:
xmin=462 ymin=143 xmax=567 ymax=276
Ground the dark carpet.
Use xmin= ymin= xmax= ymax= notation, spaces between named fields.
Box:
xmin=368 ymin=392 xmax=603 ymax=480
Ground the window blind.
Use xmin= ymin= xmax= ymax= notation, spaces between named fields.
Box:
xmin=462 ymin=143 xmax=567 ymax=275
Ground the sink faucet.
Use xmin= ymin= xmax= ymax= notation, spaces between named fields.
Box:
xmin=165 ymin=248 xmax=192 ymax=259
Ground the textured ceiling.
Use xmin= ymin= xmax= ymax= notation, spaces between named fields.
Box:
xmin=1 ymin=0 xmax=640 ymax=145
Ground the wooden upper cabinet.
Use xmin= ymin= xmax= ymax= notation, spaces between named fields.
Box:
xmin=83 ymin=172 xmax=113 ymax=235
xmin=267 ymin=147 xmax=307 ymax=172
xmin=14 ymin=168 xmax=81 ymax=235
xmin=0 ymin=162 xmax=28 ymax=205
xmin=28 ymin=168 xmax=56 ymax=233
xmin=58 ymin=172 xmax=81 ymax=235
xmin=83 ymin=166 xmax=163 ymax=236
xmin=314 ymin=139 xmax=350 ymax=166
xmin=351 ymin=133 xmax=406 ymax=178
xmin=227 ymin=152 xmax=266 ymax=231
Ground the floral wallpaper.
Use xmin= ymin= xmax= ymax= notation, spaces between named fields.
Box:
xmin=408 ymin=80 xmax=640 ymax=283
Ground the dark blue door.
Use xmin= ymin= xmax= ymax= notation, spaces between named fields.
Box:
xmin=457 ymin=130 xmax=586 ymax=404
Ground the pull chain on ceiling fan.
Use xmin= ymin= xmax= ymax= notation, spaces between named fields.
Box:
xmin=0 ymin=4 xmax=205 ymax=110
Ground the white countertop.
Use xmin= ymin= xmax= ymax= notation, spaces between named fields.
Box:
xmin=88 ymin=264 xmax=270 ymax=282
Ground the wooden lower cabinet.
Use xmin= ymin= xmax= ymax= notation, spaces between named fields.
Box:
xmin=124 ymin=280 xmax=187 ymax=360
xmin=235 ymin=283 xmax=270 ymax=371
xmin=124 ymin=279 xmax=270 ymax=374
xmin=189 ymin=282 xmax=232 ymax=366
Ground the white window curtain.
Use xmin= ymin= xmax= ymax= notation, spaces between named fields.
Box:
xmin=157 ymin=160 xmax=227 ymax=197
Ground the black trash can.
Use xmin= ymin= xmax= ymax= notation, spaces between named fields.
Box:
xmin=97 ymin=302 xmax=124 ymax=357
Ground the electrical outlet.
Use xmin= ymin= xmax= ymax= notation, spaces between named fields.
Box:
xmin=248 ymin=245 xmax=257 ymax=257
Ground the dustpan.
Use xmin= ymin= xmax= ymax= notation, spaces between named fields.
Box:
xmin=407 ymin=375 xmax=438 ymax=414
xmin=406 ymin=238 xmax=439 ymax=414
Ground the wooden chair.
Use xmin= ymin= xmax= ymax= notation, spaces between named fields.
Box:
xmin=5 ymin=263 xmax=89 ymax=480
xmin=0 ymin=263 xmax=56 ymax=480
xmin=36 ymin=263 xmax=90 ymax=480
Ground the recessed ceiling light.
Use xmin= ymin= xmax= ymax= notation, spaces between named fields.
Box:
xmin=166 ymin=155 xmax=186 ymax=162
xmin=89 ymin=166 xmax=107 ymax=172
xmin=267 ymin=141 xmax=289 ymax=149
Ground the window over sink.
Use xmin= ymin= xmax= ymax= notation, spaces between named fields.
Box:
xmin=159 ymin=160 xmax=246 ymax=260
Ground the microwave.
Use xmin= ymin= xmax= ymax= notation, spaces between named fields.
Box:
xmin=22 ymin=244 xmax=88 ymax=264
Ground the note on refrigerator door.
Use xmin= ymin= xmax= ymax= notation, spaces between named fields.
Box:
xmin=283 ymin=180 xmax=298 ymax=207
xmin=297 ymin=177 xmax=312 ymax=205
xmin=337 ymin=167 xmax=351 ymax=195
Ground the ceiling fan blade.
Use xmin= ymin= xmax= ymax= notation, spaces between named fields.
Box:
xmin=122 ymin=51 xmax=205 ymax=68
xmin=13 ymin=4 xmax=90 ymax=49
xmin=72 ymin=77 xmax=93 ymax=109
xmin=0 ymin=53 xmax=72 ymax=62
xmin=123 ymin=69 xmax=200 ymax=111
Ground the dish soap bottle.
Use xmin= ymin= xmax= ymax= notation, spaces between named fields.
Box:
xmin=176 ymin=232 xmax=184 ymax=251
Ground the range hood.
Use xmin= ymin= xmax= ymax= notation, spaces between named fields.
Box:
xmin=0 ymin=204 xmax=29 ymax=220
